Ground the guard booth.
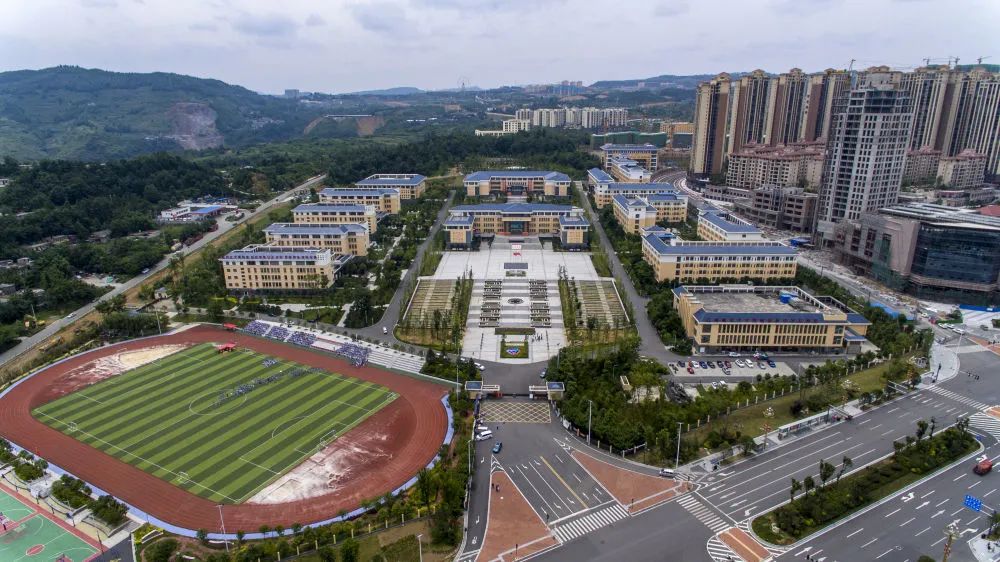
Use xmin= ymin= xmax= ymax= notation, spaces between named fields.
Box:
xmin=465 ymin=381 xmax=502 ymax=399
xmin=529 ymin=382 xmax=565 ymax=401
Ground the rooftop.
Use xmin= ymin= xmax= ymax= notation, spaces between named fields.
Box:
xmin=644 ymin=236 xmax=796 ymax=256
xmin=293 ymin=203 xmax=372 ymax=213
xmin=600 ymin=143 xmax=658 ymax=152
xmin=559 ymin=215 xmax=590 ymax=226
xmin=264 ymin=223 xmax=368 ymax=235
xmin=588 ymin=168 xmax=614 ymax=183
xmin=606 ymin=183 xmax=680 ymax=194
xmin=444 ymin=215 xmax=476 ymax=226
xmin=672 ymin=285 xmax=868 ymax=325
xmin=612 ymin=194 xmax=654 ymax=211
xmin=880 ymin=202 xmax=1000 ymax=230
xmin=320 ymin=187 xmax=399 ymax=196
xmin=191 ymin=205 xmax=223 ymax=215
xmin=700 ymin=210 xmax=761 ymax=233
xmin=464 ymin=170 xmax=571 ymax=182
xmin=356 ymin=173 xmax=427 ymax=186
xmin=451 ymin=203 xmax=579 ymax=213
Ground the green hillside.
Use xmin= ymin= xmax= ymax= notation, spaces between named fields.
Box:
xmin=0 ymin=66 xmax=331 ymax=160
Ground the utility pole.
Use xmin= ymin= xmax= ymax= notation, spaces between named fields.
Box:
xmin=675 ymin=422 xmax=683 ymax=468
xmin=587 ymin=400 xmax=593 ymax=445
xmin=217 ymin=505 xmax=230 ymax=553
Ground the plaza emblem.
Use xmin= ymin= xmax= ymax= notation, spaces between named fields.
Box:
xmin=506 ymin=348 xmax=521 ymax=355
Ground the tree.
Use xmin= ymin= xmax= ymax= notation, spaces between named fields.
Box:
xmin=258 ymin=524 xmax=270 ymax=536
xmin=838 ymin=456 xmax=853 ymax=483
xmin=195 ymin=528 xmax=208 ymax=546
xmin=417 ymin=468 xmax=434 ymax=507
xmin=929 ymin=417 xmax=937 ymax=438
xmin=916 ymin=557 xmax=936 ymax=562
xmin=818 ymin=459 xmax=836 ymax=488
xmin=275 ymin=524 xmax=284 ymax=537
xmin=893 ymin=440 xmax=904 ymax=458
xmin=789 ymin=478 xmax=802 ymax=503
xmin=803 ymin=475 xmax=815 ymax=495
xmin=236 ymin=530 xmax=245 ymax=545
xmin=738 ymin=434 xmax=756 ymax=456
xmin=916 ymin=419 xmax=929 ymax=442
xmin=292 ymin=522 xmax=303 ymax=536
xmin=341 ymin=537 xmax=360 ymax=562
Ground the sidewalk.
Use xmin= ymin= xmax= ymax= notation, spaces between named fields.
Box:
xmin=925 ymin=342 xmax=959 ymax=384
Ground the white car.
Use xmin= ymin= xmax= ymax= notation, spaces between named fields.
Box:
xmin=735 ymin=359 xmax=745 ymax=368
xmin=728 ymin=352 xmax=740 ymax=357
xmin=711 ymin=382 xmax=719 ymax=389
xmin=475 ymin=363 xmax=485 ymax=371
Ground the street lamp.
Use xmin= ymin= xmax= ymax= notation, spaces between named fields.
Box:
xmin=675 ymin=422 xmax=683 ymax=468
xmin=217 ymin=504 xmax=229 ymax=553
xmin=417 ymin=534 xmax=423 ymax=562
xmin=587 ymin=400 xmax=593 ymax=446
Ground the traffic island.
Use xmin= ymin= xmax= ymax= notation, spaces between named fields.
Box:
xmin=571 ymin=449 xmax=689 ymax=513
xmin=719 ymin=528 xmax=771 ymax=562
xmin=478 ymin=471 xmax=557 ymax=561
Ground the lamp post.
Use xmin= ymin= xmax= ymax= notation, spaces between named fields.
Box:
xmin=674 ymin=422 xmax=683 ymax=468
xmin=587 ymin=400 xmax=593 ymax=446
xmin=417 ymin=534 xmax=423 ymax=562
xmin=217 ymin=505 xmax=229 ymax=553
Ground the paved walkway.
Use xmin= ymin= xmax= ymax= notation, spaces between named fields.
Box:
xmin=476 ymin=471 xmax=558 ymax=562
xmin=570 ymin=449 xmax=689 ymax=514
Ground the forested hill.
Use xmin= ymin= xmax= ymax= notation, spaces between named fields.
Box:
xmin=0 ymin=66 xmax=329 ymax=161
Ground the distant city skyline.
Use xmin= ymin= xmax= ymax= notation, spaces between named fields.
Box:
xmin=2 ymin=0 xmax=996 ymax=94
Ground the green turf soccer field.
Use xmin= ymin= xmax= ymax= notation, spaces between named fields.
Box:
xmin=0 ymin=487 xmax=98 ymax=561
xmin=33 ymin=343 xmax=397 ymax=504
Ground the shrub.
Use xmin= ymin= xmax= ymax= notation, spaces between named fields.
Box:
xmin=144 ymin=538 xmax=179 ymax=562
xmin=89 ymin=495 xmax=128 ymax=527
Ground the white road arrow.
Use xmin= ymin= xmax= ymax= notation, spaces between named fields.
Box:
xmin=961 ymin=527 xmax=978 ymax=537
xmin=931 ymin=510 xmax=945 ymax=519
xmin=901 ymin=492 xmax=915 ymax=502
xmin=719 ymin=471 xmax=735 ymax=476
xmin=915 ymin=501 xmax=930 ymax=510
xmin=744 ymin=505 xmax=758 ymax=517
xmin=730 ymin=499 xmax=747 ymax=508
xmin=720 ymin=492 xmax=736 ymax=500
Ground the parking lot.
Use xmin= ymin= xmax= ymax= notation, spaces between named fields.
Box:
xmin=667 ymin=356 xmax=796 ymax=380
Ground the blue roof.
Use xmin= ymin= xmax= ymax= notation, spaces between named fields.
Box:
xmin=643 ymin=237 xmax=797 ymax=256
xmin=694 ymin=309 xmax=831 ymax=323
xmin=642 ymin=225 xmax=669 ymax=233
xmin=264 ymin=223 xmax=368 ymax=235
xmin=451 ymin=203 xmax=577 ymax=213
xmin=191 ymin=205 xmax=223 ymax=214
xmin=844 ymin=328 xmax=867 ymax=341
xmin=701 ymin=211 xmax=761 ymax=233
xmin=601 ymin=143 xmax=658 ymax=151
xmin=222 ymin=246 xmax=330 ymax=261
xmin=464 ymin=171 xmax=570 ymax=182
xmin=356 ymin=174 xmax=426 ymax=186
xmin=588 ymin=168 xmax=613 ymax=183
xmin=607 ymin=183 xmax=679 ymax=193
xmin=445 ymin=215 xmax=475 ymax=226
xmin=647 ymin=193 xmax=683 ymax=202
xmin=559 ymin=215 xmax=589 ymax=226
xmin=846 ymin=313 xmax=870 ymax=325
xmin=294 ymin=203 xmax=370 ymax=213
xmin=320 ymin=188 xmax=399 ymax=196
xmin=612 ymin=194 xmax=653 ymax=211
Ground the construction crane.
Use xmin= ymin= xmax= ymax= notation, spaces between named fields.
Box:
xmin=978 ymin=56 xmax=993 ymax=65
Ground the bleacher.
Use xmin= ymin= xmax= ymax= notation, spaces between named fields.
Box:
xmin=242 ymin=321 xmax=270 ymax=337
xmin=266 ymin=325 xmax=290 ymax=341
xmin=335 ymin=343 xmax=370 ymax=367
xmin=288 ymin=331 xmax=316 ymax=347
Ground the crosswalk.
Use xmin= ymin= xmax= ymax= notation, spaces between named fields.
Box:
xmin=970 ymin=412 xmax=1000 ymax=440
xmin=677 ymin=494 xmax=730 ymax=533
xmin=927 ymin=386 xmax=989 ymax=411
xmin=706 ymin=536 xmax=742 ymax=561
xmin=551 ymin=503 xmax=629 ymax=543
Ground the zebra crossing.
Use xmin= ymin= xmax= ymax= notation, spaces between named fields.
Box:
xmin=927 ymin=386 xmax=990 ymax=411
xmin=970 ymin=412 xmax=1000 ymax=440
xmin=677 ymin=494 xmax=730 ymax=533
xmin=551 ymin=503 xmax=629 ymax=543
xmin=706 ymin=536 xmax=741 ymax=561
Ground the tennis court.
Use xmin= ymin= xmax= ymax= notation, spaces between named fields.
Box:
xmin=0 ymin=486 xmax=98 ymax=562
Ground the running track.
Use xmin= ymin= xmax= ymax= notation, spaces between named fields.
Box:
xmin=0 ymin=325 xmax=449 ymax=531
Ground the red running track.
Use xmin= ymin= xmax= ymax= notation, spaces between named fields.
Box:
xmin=0 ymin=325 xmax=449 ymax=531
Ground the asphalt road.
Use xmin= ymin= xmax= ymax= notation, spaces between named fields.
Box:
xmin=775 ymin=433 xmax=1000 ymax=562
xmin=0 ymin=174 xmax=327 ymax=370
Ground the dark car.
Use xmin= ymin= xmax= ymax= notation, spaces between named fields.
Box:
xmin=707 ymin=361 xmax=716 ymax=368
xmin=677 ymin=361 xmax=686 ymax=367
xmin=767 ymin=360 xmax=776 ymax=368
xmin=699 ymin=361 xmax=708 ymax=369
xmin=687 ymin=367 xmax=695 ymax=374
xmin=724 ymin=361 xmax=732 ymax=369
xmin=492 ymin=442 xmax=503 ymax=454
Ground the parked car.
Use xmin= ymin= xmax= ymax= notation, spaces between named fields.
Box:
xmin=690 ymin=362 xmax=698 ymax=369
xmin=699 ymin=361 xmax=708 ymax=369
xmin=475 ymin=432 xmax=493 ymax=441
xmin=711 ymin=382 xmax=719 ymax=389
xmin=758 ymin=361 xmax=767 ymax=369
xmin=540 ymin=368 xmax=547 ymax=379
xmin=475 ymin=362 xmax=486 ymax=371
xmin=767 ymin=360 xmax=776 ymax=368
xmin=707 ymin=361 xmax=716 ymax=368
xmin=735 ymin=359 xmax=745 ymax=368
xmin=728 ymin=352 xmax=740 ymax=357
xmin=724 ymin=361 xmax=732 ymax=369
xmin=492 ymin=442 xmax=503 ymax=454
xmin=687 ymin=367 xmax=695 ymax=374
xmin=759 ymin=353 xmax=769 ymax=360
xmin=669 ymin=364 xmax=679 ymax=372
xmin=677 ymin=361 xmax=686 ymax=368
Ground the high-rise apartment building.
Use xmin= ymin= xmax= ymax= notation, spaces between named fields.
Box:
xmin=728 ymin=70 xmax=774 ymax=154
xmin=815 ymin=74 xmax=914 ymax=243
xmin=691 ymin=73 xmax=733 ymax=177
xmin=801 ymin=69 xmax=852 ymax=143
xmin=768 ymin=68 xmax=810 ymax=146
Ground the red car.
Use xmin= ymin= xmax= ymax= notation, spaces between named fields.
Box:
xmin=687 ymin=367 xmax=695 ymax=374
xmin=975 ymin=457 xmax=993 ymax=475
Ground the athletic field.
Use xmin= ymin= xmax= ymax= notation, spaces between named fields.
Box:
xmin=32 ymin=343 xmax=396 ymax=504
xmin=0 ymin=486 xmax=98 ymax=562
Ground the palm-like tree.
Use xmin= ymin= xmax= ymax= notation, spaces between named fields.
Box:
xmin=790 ymin=478 xmax=802 ymax=503
xmin=838 ymin=456 xmax=853 ymax=483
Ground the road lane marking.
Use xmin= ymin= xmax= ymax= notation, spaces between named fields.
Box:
xmin=572 ymin=473 xmax=581 ymax=483
xmin=969 ymin=482 xmax=982 ymax=489
xmin=858 ymin=419 xmax=871 ymax=426
xmin=514 ymin=464 xmax=560 ymax=514
xmin=985 ymin=489 xmax=997 ymax=498
xmin=871 ymin=424 xmax=884 ymax=430
xmin=525 ymin=463 xmax=570 ymax=511
xmin=954 ymin=474 xmax=967 ymax=481
xmin=846 ymin=528 xmax=864 ymax=538
xmin=950 ymin=508 xmax=964 ymax=516
xmin=900 ymin=517 xmax=915 ymax=526
xmin=885 ymin=508 xmax=901 ymax=517
xmin=915 ymin=526 xmax=931 ymax=536
xmin=540 ymin=456 xmax=588 ymax=509
xmin=935 ymin=499 xmax=948 ymax=507
xmin=921 ymin=490 xmax=935 ymax=499
xmin=881 ymin=429 xmax=895 ymax=436
xmin=861 ymin=538 xmax=879 ymax=548
xmin=876 ymin=548 xmax=896 ymax=559
xmin=888 ymin=408 xmax=900 ymax=413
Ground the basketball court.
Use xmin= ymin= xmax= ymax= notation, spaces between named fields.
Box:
xmin=0 ymin=486 xmax=99 ymax=562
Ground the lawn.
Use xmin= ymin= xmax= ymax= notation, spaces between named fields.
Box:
xmin=33 ymin=343 xmax=396 ymax=504
xmin=500 ymin=342 xmax=528 ymax=359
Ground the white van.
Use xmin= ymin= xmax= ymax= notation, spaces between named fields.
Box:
xmin=954 ymin=328 xmax=966 ymax=335
xmin=476 ymin=430 xmax=493 ymax=441
xmin=658 ymin=468 xmax=675 ymax=478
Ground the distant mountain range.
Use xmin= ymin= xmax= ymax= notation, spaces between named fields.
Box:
xmin=346 ymin=86 xmax=424 ymax=96
xmin=590 ymin=73 xmax=718 ymax=90
xmin=0 ymin=66 xmax=338 ymax=161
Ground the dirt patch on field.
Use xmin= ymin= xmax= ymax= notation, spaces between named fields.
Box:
xmin=248 ymin=406 xmax=403 ymax=504
xmin=49 ymin=344 xmax=189 ymax=397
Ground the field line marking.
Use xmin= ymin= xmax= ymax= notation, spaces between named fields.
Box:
xmin=33 ymin=411 xmax=239 ymax=503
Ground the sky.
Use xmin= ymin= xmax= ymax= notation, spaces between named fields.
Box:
xmin=2 ymin=0 xmax=998 ymax=94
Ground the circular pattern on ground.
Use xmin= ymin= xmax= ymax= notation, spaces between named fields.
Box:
xmin=0 ymin=325 xmax=449 ymax=530
xmin=507 ymin=297 xmax=524 ymax=305
xmin=26 ymin=544 xmax=44 ymax=556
